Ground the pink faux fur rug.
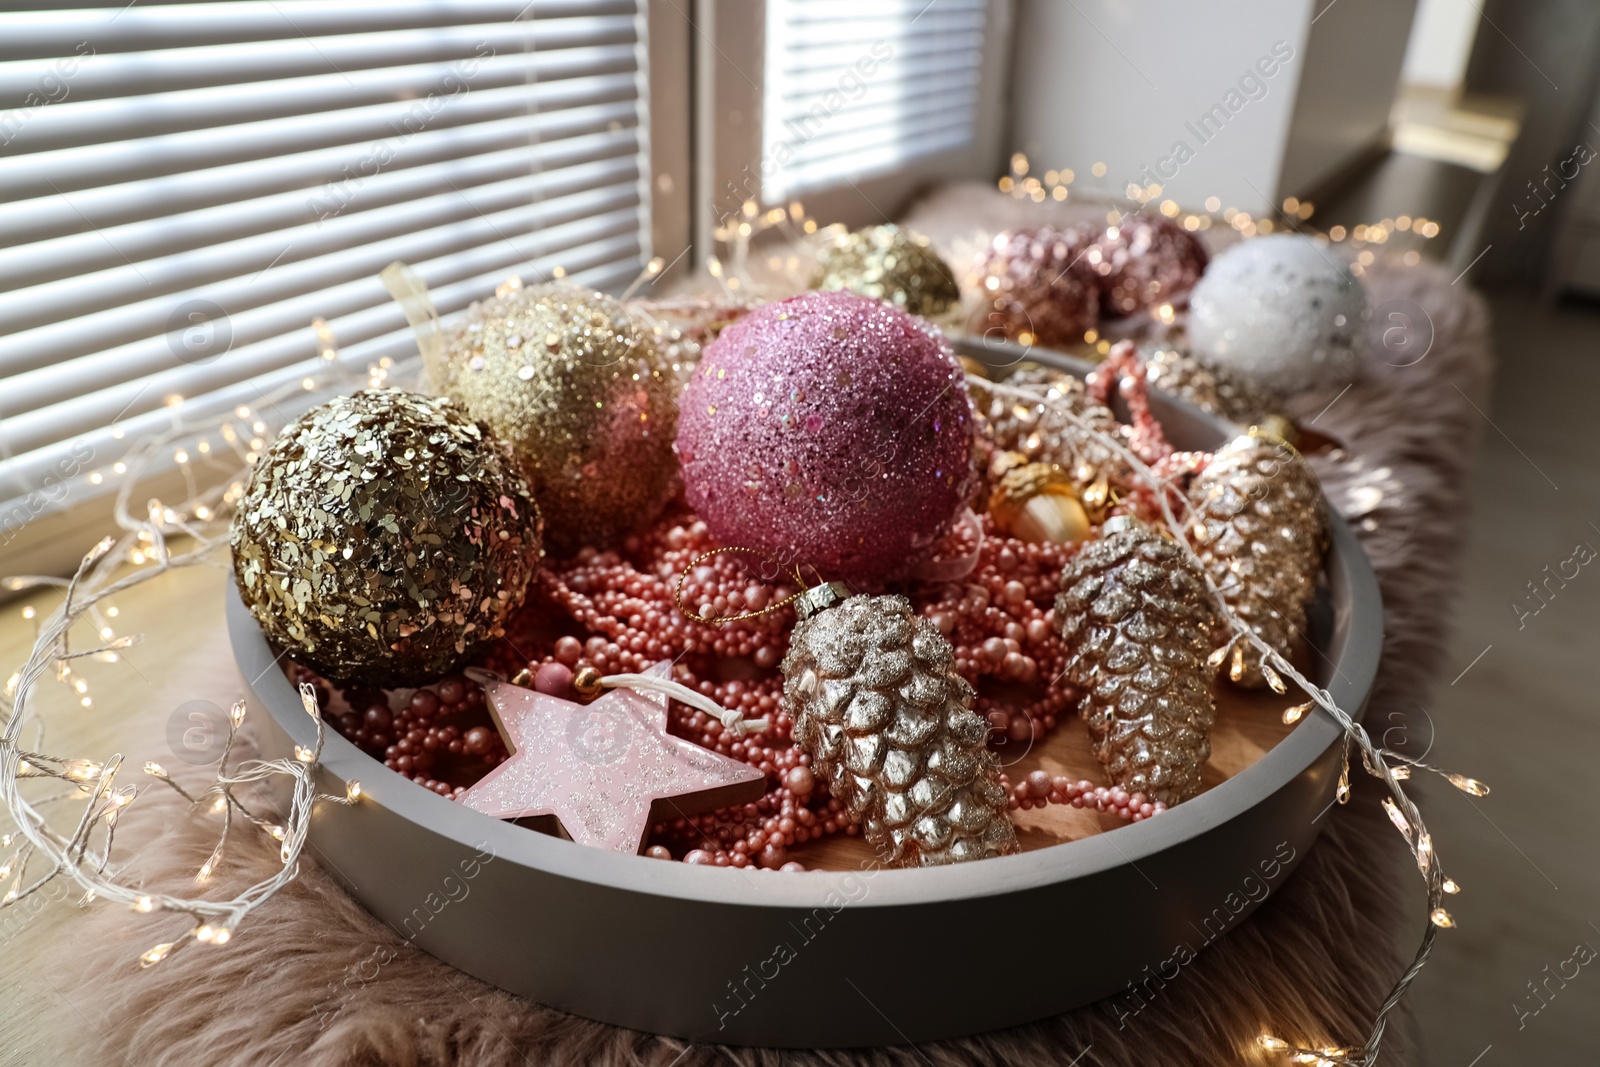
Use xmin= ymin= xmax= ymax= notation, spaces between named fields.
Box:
xmin=37 ymin=185 xmax=1491 ymax=1067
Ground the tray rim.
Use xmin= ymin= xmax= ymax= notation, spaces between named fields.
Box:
xmin=228 ymin=337 xmax=1383 ymax=910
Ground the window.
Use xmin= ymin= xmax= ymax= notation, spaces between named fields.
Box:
xmin=697 ymin=0 xmax=1004 ymax=245
xmin=760 ymin=0 xmax=989 ymax=202
xmin=0 ymin=0 xmax=677 ymax=575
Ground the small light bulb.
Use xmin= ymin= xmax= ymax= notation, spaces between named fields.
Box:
xmin=212 ymin=796 xmax=228 ymax=813
xmin=1443 ymin=878 xmax=1461 ymax=895
xmin=346 ymin=781 xmax=362 ymax=802
xmin=133 ymin=895 xmax=154 ymax=912
xmin=1282 ymin=702 xmax=1312 ymax=725
xmin=140 ymin=942 xmax=174 ymax=967
xmin=294 ymin=745 xmax=315 ymax=763
xmin=1430 ymin=908 xmax=1455 ymax=928
xmin=1258 ymin=1035 xmax=1289 ymax=1051
xmin=1381 ymin=797 xmax=1410 ymax=838
xmin=144 ymin=762 xmax=167 ymax=778
xmin=1445 ymin=773 xmax=1489 ymax=797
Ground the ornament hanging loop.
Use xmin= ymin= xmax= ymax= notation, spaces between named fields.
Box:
xmin=673 ymin=546 xmax=814 ymax=625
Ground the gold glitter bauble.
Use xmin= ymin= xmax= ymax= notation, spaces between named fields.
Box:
xmin=231 ymin=389 xmax=541 ymax=687
xmin=812 ymin=224 xmax=961 ymax=320
xmin=442 ymin=284 xmax=680 ymax=554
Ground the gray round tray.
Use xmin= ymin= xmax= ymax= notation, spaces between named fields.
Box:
xmin=229 ymin=339 xmax=1382 ymax=1048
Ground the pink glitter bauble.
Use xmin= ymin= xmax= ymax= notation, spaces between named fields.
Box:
xmin=676 ymin=290 xmax=976 ymax=582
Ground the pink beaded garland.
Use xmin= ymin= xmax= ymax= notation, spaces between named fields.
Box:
xmin=675 ymin=290 xmax=977 ymax=583
xmin=309 ymin=356 xmax=1207 ymax=869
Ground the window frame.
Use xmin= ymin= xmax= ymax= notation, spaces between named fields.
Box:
xmin=691 ymin=0 xmax=1012 ymax=257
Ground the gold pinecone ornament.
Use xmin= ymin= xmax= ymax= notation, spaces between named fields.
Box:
xmin=781 ymin=584 xmax=1019 ymax=866
xmin=1055 ymin=517 xmax=1220 ymax=804
xmin=969 ymin=363 xmax=1131 ymax=517
xmin=1143 ymin=347 xmax=1279 ymax=426
xmin=1188 ymin=431 xmax=1328 ymax=689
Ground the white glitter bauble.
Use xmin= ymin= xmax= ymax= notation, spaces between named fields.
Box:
xmin=1187 ymin=234 xmax=1368 ymax=394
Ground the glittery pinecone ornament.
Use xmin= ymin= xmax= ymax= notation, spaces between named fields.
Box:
xmin=1143 ymin=347 xmax=1278 ymax=426
xmin=1055 ymin=517 xmax=1220 ymax=804
xmin=969 ymin=363 xmax=1131 ymax=518
xmin=781 ymin=584 xmax=1018 ymax=866
xmin=1188 ymin=431 xmax=1327 ymax=689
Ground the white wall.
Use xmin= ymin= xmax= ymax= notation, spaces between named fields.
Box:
xmin=1275 ymin=0 xmax=1421 ymax=195
xmin=1009 ymin=0 xmax=1417 ymax=213
xmin=1009 ymin=0 xmax=1314 ymax=214
xmin=1401 ymin=0 xmax=1479 ymax=87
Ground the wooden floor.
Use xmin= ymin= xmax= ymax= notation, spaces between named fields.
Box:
xmin=1405 ymin=288 xmax=1600 ymax=1066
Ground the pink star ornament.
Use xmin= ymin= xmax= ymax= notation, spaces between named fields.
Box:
xmin=459 ymin=661 xmax=766 ymax=853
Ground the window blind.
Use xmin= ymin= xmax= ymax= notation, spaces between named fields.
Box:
xmin=0 ymin=0 xmax=652 ymax=515
xmin=759 ymin=0 xmax=987 ymax=202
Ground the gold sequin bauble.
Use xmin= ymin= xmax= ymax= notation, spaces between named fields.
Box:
xmin=442 ymin=283 xmax=679 ymax=554
xmin=813 ymin=224 xmax=961 ymax=320
xmin=988 ymin=452 xmax=1091 ymax=544
xmin=231 ymin=389 xmax=541 ymax=688
xmin=1143 ymin=347 xmax=1279 ymax=426
xmin=1055 ymin=517 xmax=1220 ymax=804
xmin=1189 ymin=432 xmax=1327 ymax=689
xmin=967 ymin=226 xmax=1099 ymax=347
xmin=782 ymin=583 xmax=1019 ymax=867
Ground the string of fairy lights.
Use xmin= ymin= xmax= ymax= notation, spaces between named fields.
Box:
xmin=0 ymin=266 xmax=711 ymax=970
xmin=979 ymin=374 xmax=1485 ymax=1067
xmin=0 ymin=338 xmax=384 ymax=966
xmin=995 ymin=152 xmax=1441 ymax=278
xmin=0 ymin=170 xmax=1473 ymax=1061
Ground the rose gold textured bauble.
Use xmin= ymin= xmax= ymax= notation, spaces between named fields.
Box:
xmin=967 ymin=226 xmax=1099 ymax=347
xmin=441 ymin=284 xmax=679 ymax=555
xmin=782 ymin=583 xmax=1019 ymax=866
xmin=1086 ymin=215 xmax=1209 ymax=318
xmin=1055 ymin=518 xmax=1220 ymax=804
xmin=1188 ymin=432 xmax=1328 ymax=688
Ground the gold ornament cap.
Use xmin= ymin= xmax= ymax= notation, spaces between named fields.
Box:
xmin=988 ymin=452 xmax=1091 ymax=544
xmin=794 ymin=581 xmax=855 ymax=621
